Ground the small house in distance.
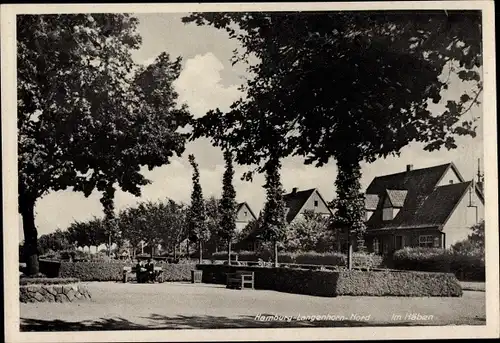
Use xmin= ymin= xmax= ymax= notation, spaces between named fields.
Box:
xmin=235 ymin=202 xmax=257 ymax=233
xmin=239 ymin=187 xmax=333 ymax=251
xmin=364 ymin=163 xmax=484 ymax=255
xmin=283 ymin=188 xmax=333 ymax=223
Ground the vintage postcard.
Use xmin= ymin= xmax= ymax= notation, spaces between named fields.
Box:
xmin=2 ymin=1 xmax=498 ymax=342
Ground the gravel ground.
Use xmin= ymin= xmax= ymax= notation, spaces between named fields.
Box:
xmin=20 ymin=282 xmax=486 ymax=330
xmin=459 ymin=281 xmax=486 ymax=292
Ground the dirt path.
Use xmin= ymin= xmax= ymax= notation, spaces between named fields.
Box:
xmin=20 ymin=282 xmax=486 ymax=330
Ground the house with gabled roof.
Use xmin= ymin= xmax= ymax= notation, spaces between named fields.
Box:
xmin=238 ymin=188 xmax=333 ymax=251
xmin=364 ymin=163 xmax=484 ymax=255
xmin=283 ymin=188 xmax=333 ymax=223
xmin=235 ymin=202 xmax=257 ymax=232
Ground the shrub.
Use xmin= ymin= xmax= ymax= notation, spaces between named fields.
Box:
xmin=393 ymin=247 xmax=485 ymax=281
xmin=57 ymin=261 xmax=196 ymax=281
xmin=195 ymin=264 xmax=463 ymax=297
xmin=293 ymin=251 xmax=345 ymax=266
xmin=19 ymin=277 xmax=80 ymax=285
xmin=335 ymin=270 xmax=462 ymax=297
xmin=59 ymin=262 xmax=127 ymax=281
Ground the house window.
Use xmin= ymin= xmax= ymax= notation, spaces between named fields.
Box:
xmin=244 ymin=211 xmax=248 ymax=217
xmin=314 ymin=200 xmax=318 ymax=207
xmin=419 ymin=235 xmax=435 ymax=248
xmin=373 ymin=238 xmax=380 ymax=254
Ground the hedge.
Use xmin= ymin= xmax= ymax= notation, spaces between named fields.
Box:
xmin=210 ymin=250 xmax=383 ymax=268
xmin=57 ymin=261 xmax=196 ymax=281
xmin=335 ymin=270 xmax=462 ymax=297
xmin=195 ymin=264 xmax=462 ymax=297
xmin=393 ymin=247 xmax=485 ymax=281
xmin=19 ymin=277 xmax=80 ymax=285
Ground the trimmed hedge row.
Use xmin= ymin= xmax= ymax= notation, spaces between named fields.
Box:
xmin=335 ymin=270 xmax=462 ymax=297
xmin=210 ymin=251 xmax=383 ymax=268
xmin=195 ymin=264 xmax=462 ymax=297
xmin=393 ymin=247 xmax=485 ymax=281
xmin=40 ymin=260 xmax=196 ymax=281
xmin=20 ymin=277 xmax=80 ymax=285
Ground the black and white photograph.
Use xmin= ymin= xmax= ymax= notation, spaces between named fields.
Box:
xmin=2 ymin=2 xmax=498 ymax=342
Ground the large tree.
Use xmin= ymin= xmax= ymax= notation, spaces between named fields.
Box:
xmin=18 ymin=14 xmax=191 ymax=274
xmin=219 ymin=150 xmax=237 ymax=264
xmin=285 ymin=210 xmax=333 ymax=253
xmin=187 ymin=154 xmax=210 ymax=263
xmin=184 ymin=11 xmax=482 ymax=258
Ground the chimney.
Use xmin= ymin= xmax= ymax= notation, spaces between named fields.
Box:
xmin=406 ymin=164 xmax=413 ymax=172
xmin=291 ymin=187 xmax=298 ymax=194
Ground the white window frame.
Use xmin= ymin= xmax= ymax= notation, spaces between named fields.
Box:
xmin=419 ymin=235 xmax=435 ymax=248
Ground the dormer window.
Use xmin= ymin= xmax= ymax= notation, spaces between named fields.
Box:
xmin=382 ymin=189 xmax=407 ymax=221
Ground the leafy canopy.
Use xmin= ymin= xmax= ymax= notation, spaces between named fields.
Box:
xmin=18 ymin=13 xmax=191 ymax=206
xmin=184 ymin=11 xmax=482 ymax=170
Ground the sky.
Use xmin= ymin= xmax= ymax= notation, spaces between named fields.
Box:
xmin=19 ymin=13 xmax=485 ymax=240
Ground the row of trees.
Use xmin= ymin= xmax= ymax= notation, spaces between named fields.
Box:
xmin=19 ymin=12 xmax=482 ymax=275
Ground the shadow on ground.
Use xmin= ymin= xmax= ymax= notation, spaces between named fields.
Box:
xmin=21 ymin=313 xmax=485 ymax=331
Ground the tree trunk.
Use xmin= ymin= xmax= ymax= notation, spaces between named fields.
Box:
xmin=173 ymin=243 xmax=177 ymax=260
xmin=108 ymin=234 xmax=112 ymax=257
xmin=273 ymin=240 xmax=278 ymax=268
xmin=186 ymin=240 xmax=190 ymax=258
xmin=227 ymin=239 xmax=232 ymax=265
xmin=20 ymin=199 xmax=39 ymax=276
xmin=347 ymin=233 xmax=353 ymax=270
xmin=198 ymin=240 xmax=203 ymax=264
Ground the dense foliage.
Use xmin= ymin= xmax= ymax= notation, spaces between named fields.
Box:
xmin=285 ymin=210 xmax=334 ymax=252
xmin=183 ymin=11 xmax=482 ymax=258
xmin=259 ymin=159 xmax=287 ymax=266
xmin=187 ymin=155 xmax=210 ymax=263
xmin=18 ymin=14 xmax=191 ymax=274
xmin=219 ymin=150 xmax=237 ymax=262
xmin=393 ymin=246 xmax=485 ymax=281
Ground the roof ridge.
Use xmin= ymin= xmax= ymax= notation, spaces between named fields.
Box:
xmin=434 ymin=180 xmax=472 ymax=189
xmin=372 ymin=163 xmax=451 ymax=179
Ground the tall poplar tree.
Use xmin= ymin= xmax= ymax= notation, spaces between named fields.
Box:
xmin=260 ymin=158 xmax=287 ymax=267
xmin=188 ymin=155 xmax=209 ymax=263
xmin=219 ymin=150 xmax=237 ymax=264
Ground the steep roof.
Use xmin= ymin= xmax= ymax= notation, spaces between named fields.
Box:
xmin=365 ymin=194 xmax=379 ymax=210
xmin=283 ymin=188 xmax=316 ymax=223
xmin=365 ymin=163 xmax=472 ymax=231
xmin=236 ymin=202 xmax=257 ymax=220
xmin=386 ymin=189 xmax=408 ymax=208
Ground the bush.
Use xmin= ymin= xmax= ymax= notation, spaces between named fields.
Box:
xmin=195 ymin=264 xmax=463 ymax=297
xmin=335 ymin=270 xmax=462 ymax=297
xmin=293 ymin=251 xmax=345 ymax=266
xmin=393 ymin=247 xmax=485 ymax=281
xmin=57 ymin=261 xmax=197 ymax=281
xmin=59 ymin=262 xmax=127 ymax=281
xmin=19 ymin=277 xmax=80 ymax=285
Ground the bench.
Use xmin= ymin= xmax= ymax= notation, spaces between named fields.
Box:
xmin=123 ymin=266 xmax=164 ymax=283
xmin=226 ymin=271 xmax=255 ymax=290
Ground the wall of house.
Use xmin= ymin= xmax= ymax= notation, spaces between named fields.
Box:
xmin=367 ymin=228 xmax=443 ymax=254
xmin=235 ymin=204 xmax=254 ymax=233
xmin=442 ymin=187 xmax=485 ymax=248
xmin=292 ymin=190 xmax=331 ymax=222
xmin=437 ymin=167 xmax=462 ymax=186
